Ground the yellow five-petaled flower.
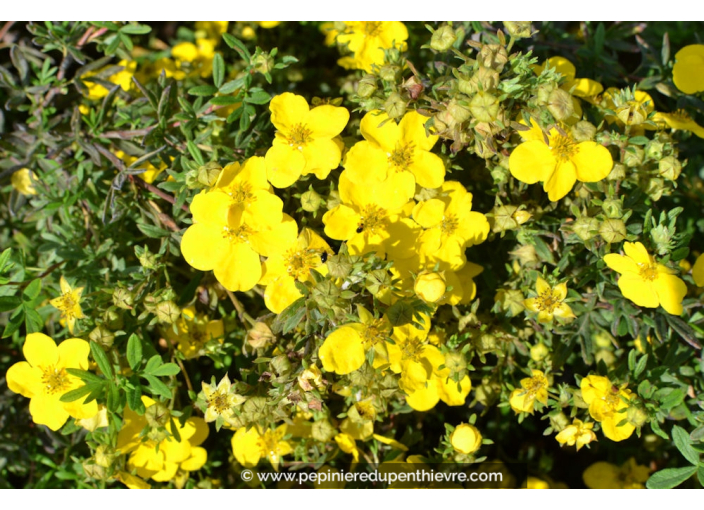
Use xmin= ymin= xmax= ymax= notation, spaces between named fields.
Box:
xmin=50 ymin=276 xmax=84 ymax=334
xmin=523 ymin=277 xmax=575 ymax=326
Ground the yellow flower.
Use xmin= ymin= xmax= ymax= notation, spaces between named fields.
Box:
xmin=171 ymin=39 xmax=217 ymax=78
xmin=604 ymin=241 xmax=687 ymax=315
xmin=602 ymin=87 xmax=655 ymax=128
xmin=534 ymin=56 xmax=604 ymax=121
xmin=81 ymin=60 xmax=136 ymax=100
xmin=114 ymin=150 xmax=167 ymax=184
xmin=583 ymin=458 xmax=649 ymax=489
xmin=523 ymin=277 xmax=575 ymax=324
xmin=414 ymin=271 xmax=446 ymax=303
xmin=323 ymin=169 xmax=418 ymax=260
xmin=201 ymin=374 xmax=245 ymax=424
xmin=555 ymin=419 xmax=597 ymax=451
xmin=450 ymin=423 xmax=482 ymax=455
xmin=11 ymin=168 xmax=37 ymax=195
xmin=49 ymin=276 xmax=84 ymax=334
xmin=164 ymin=307 xmax=224 ymax=359
xmin=413 ymin=181 xmax=490 ymax=270
xmin=653 ymin=109 xmax=704 ymax=139
xmin=6 ymin=333 xmax=98 ymax=431
xmin=181 ymin=160 xmax=298 ymax=292
xmin=509 ymin=120 xmax=613 ymax=201
xmin=526 ymin=477 xmax=551 ymax=489
xmin=117 ymin=397 xmax=209 ymax=485
xmin=337 ymin=22 xmax=408 ymax=72
xmin=345 ymin=110 xmax=445 ymax=190
xmin=195 ymin=21 xmax=229 ymax=40
xmin=265 ymin=93 xmax=349 ymax=188
xmin=580 ymin=375 xmax=635 ymax=442
xmin=509 ymin=369 xmax=549 ymax=414
xmin=335 ymin=433 xmax=360 ymax=462
xmin=672 ymin=44 xmax=704 ymax=95
xmin=78 ymin=405 xmax=109 ymax=432
xmin=260 ymin=228 xmax=332 ymax=313
xmin=693 ymin=254 xmax=704 ymax=287
xmin=231 ymin=424 xmax=292 ymax=471
xmin=117 ymin=471 xmax=151 ymax=489
xmin=372 ymin=433 xmax=409 ymax=451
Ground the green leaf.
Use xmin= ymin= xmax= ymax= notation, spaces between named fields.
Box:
xmin=646 ymin=465 xmax=696 ymax=489
xmin=212 ymin=53 xmax=225 ymax=89
xmin=65 ymin=368 xmax=104 ymax=383
xmin=0 ymin=248 xmax=12 ymax=272
xmin=634 ymin=354 xmax=648 ymax=378
xmin=137 ymin=222 xmax=170 ymax=239
xmin=209 ymin=95 xmax=241 ymax=106
xmin=59 ymin=384 xmax=94 ymax=403
xmin=144 ymin=374 xmax=172 ymax=399
xmin=0 ymin=296 xmax=21 ymax=312
xmin=188 ymin=85 xmax=218 ymax=97
xmin=187 ymin=140 xmax=204 ymax=166
xmin=147 ymin=363 xmax=180 ymax=377
xmin=23 ymin=279 xmax=42 ymax=301
xmin=3 ymin=309 xmax=24 ymax=338
xmin=90 ymin=342 xmax=113 ymax=379
xmin=660 ymin=388 xmax=686 ymax=410
xmin=387 ymin=300 xmax=415 ymax=327
xmin=106 ymin=382 xmax=120 ymax=412
xmin=24 ymin=308 xmax=44 ymax=333
xmin=126 ymin=376 xmax=145 ymax=414
xmin=144 ymin=354 xmax=163 ymax=374
xmin=120 ymin=24 xmax=152 ymax=35
xmin=126 ymin=334 xmax=143 ymax=371
xmin=673 ymin=426 xmax=700 ymax=465
xmin=698 ymin=465 xmax=704 ymax=487
xmin=245 ymin=90 xmax=271 ymax=105
xmin=222 ymin=34 xmax=251 ymax=62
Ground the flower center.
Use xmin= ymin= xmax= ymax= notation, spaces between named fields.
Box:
xmin=56 ymin=293 xmax=77 ymax=316
xmin=604 ymin=387 xmax=622 ymax=410
xmin=388 ymin=142 xmax=415 ymax=171
xmin=671 ymin=109 xmax=692 ymax=122
xmin=357 ymin=204 xmax=387 ymax=234
xmin=229 ymin=182 xmax=254 ymax=205
xmin=441 ymin=213 xmax=459 ymax=236
xmin=363 ymin=22 xmax=383 ymax=37
xmin=222 ymin=224 xmax=254 ymax=244
xmin=534 ymin=290 xmax=560 ymax=313
xmin=207 ymin=389 xmax=231 ymax=415
xmin=523 ymin=375 xmax=547 ymax=396
xmin=284 ymin=248 xmax=319 ymax=280
xmin=257 ymin=430 xmax=281 ymax=458
xmin=549 ymin=134 xmax=577 ymax=161
xmin=401 ymin=338 xmax=425 ymax=363
xmin=41 ymin=366 xmax=71 ymax=395
xmin=637 ymin=263 xmax=658 ymax=281
xmin=287 ymin=124 xmax=312 ymax=148
xmin=362 ymin=318 xmax=389 ymax=346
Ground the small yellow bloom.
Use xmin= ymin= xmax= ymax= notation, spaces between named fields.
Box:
xmin=78 ymin=405 xmax=109 ymax=432
xmin=672 ymin=44 xmax=704 ymax=95
xmin=414 ymin=271 xmax=446 ymax=303
xmin=509 ymin=369 xmax=549 ymax=414
xmin=6 ymin=333 xmax=98 ymax=431
xmin=583 ymin=458 xmax=649 ymax=489
xmin=201 ymin=374 xmax=245 ymax=424
xmin=11 ymin=168 xmax=37 ymax=195
xmin=372 ymin=433 xmax=409 ymax=451
xmin=523 ymin=277 xmax=575 ymax=325
xmin=653 ymin=109 xmax=704 ymax=139
xmin=450 ymin=423 xmax=482 ymax=455
xmin=265 ymin=93 xmax=349 ymax=188
xmin=580 ymin=375 xmax=635 ymax=442
xmin=555 ymin=419 xmax=597 ymax=451
xmin=334 ymin=433 xmax=360 ymax=462
xmin=509 ymin=120 xmax=613 ymax=201
xmin=318 ymin=325 xmax=365 ymax=375
xmin=231 ymin=424 xmax=292 ymax=471
xmin=164 ymin=307 xmax=224 ymax=359
xmin=49 ymin=276 xmax=84 ymax=334
xmin=604 ymin=241 xmax=687 ymax=315
xmin=81 ymin=60 xmax=136 ymax=100
xmin=693 ymin=254 xmax=704 ymax=287
xmin=337 ymin=22 xmax=408 ymax=72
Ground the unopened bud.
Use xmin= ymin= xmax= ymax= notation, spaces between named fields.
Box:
xmin=627 ymin=405 xmax=648 ymax=428
xmin=312 ymin=419 xmax=335 ymax=442
xmin=602 ymin=198 xmax=623 ymax=219
xmin=415 ymin=272 xmax=446 ymax=303
xmin=384 ymin=92 xmax=407 ymax=119
xmin=658 ymin=156 xmax=682 ymax=180
xmin=645 ymin=140 xmax=665 ymax=161
xmin=145 ymin=402 xmax=171 ymax=428
xmin=599 ymin=218 xmax=627 ymax=244
xmin=112 ymin=288 xmax=135 ymax=310
xmin=197 ymin=162 xmax=222 ymax=187
xmin=89 ymin=326 xmax=115 ymax=349
xmin=271 ymin=354 xmax=292 ymax=377
xmin=607 ymin=162 xmax=626 ymax=181
xmin=301 ymin=188 xmax=323 ymax=212
xmin=623 ymin=146 xmax=645 ymax=168
xmin=312 ymin=280 xmax=340 ymax=308
xmin=155 ymin=300 xmax=180 ymax=324
xmin=572 ymin=216 xmax=600 ymax=241
xmin=469 ymin=92 xmax=500 ymax=122
xmin=356 ymin=75 xmax=377 ymax=98
xmin=530 ymin=342 xmax=549 ymax=362
xmin=253 ymin=51 xmax=275 ymax=75
xmin=548 ymin=88 xmax=575 ymax=121
xmin=430 ymin=25 xmax=457 ymax=52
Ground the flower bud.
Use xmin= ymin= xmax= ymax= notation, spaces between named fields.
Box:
xmin=145 ymin=402 xmax=171 ymax=429
xmin=246 ymin=322 xmax=275 ymax=350
xmin=645 ymin=140 xmax=665 ymax=161
xmin=607 ymin=162 xmax=626 ymax=181
xmin=444 ymin=351 xmax=467 ymax=378
xmin=477 ymin=44 xmax=508 ymax=72
xmin=549 ymin=412 xmax=570 ymax=431
xmin=242 ymin=396 xmax=268 ymax=423
xmin=530 ymin=342 xmax=549 ymax=362
xmin=469 ymin=92 xmax=500 ymax=122
xmin=112 ymin=287 xmax=135 ymax=310
xmin=415 ymin=272 xmax=446 ymax=303
xmin=379 ymin=65 xmax=400 ymax=83
xmin=356 ymin=74 xmax=377 ymax=98
xmin=644 ymin=177 xmax=666 ymax=201
xmin=384 ymin=92 xmax=407 ymax=119
xmin=313 ymin=280 xmax=340 ymax=308
xmin=403 ymin=75 xmax=424 ymax=100
xmin=572 ymin=216 xmax=600 ymax=241
xmin=503 ymin=22 xmax=532 ymax=39
xmin=658 ymin=156 xmax=682 ymax=181
xmin=623 ymin=146 xmax=644 ymax=168
xmin=599 ymin=218 xmax=627 ymax=244
xmin=627 ymin=405 xmax=648 ymax=428
xmin=430 ymin=25 xmax=457 ymax=52
xmin=571 ymin=120 xmax=596 ymax=142
xmin=548 ymin=88 xmax=575 ymax=121
xmin=89 ymin=326 xmax=115 ymax=349
xmin=155 ymin=300 xmax=180 ymax=324
xmin=475 ymin=379 xmax=499 ymax=406
xmin=197 ymin=162 xmax=222 ymax=187
xmin=253 ymin=51 xmax=275 ymax=75
xmin=312 ymin=419 xmax=336 ymax=442
xmin=602 ymin=198 xmax=623 ymax=219
xmin=450 ymin=423 xmax=482 ymax=455
xmin=103 ymin=306 xmax=124 ymax=330
xmin=300 ymin=188 xmax=323 ymax=212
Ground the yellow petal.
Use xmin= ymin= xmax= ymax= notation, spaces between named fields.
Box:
xmin=231 ymin=427 xmax=262 ymax=468
xmin=343 ymin=140 xmax=389 ymax=183
xmin=544 ymin=160 xmax=577 ymax=201
xmin=6 ymin=361 xmax=42 ymax=398
xmin=244 ymin=190 xmax=283 ymax=229
xmin=603 ymin=253 xmax=638 ymax=275
xmin=301 ymin=138 xmax=342 ymax=179
xmin=601 ymin=415 xmax=635 ymax=442
xmin=57 ymin=338 xmax=91 ymax=369
xmin=617 ymin=273 xmax=659 ymax=309
xmin=318 ymin=326 xmax=365 ymax=375
xmin=249 ymin=214 xmax=298 ymax=257
xmin=213 ymin=243 xmax=261 ymax=292
xmin=408 ymin=150 xmax=445 ymax=189
xmin=673 ymin=45 xmax=704 ymax=94
xmin=399 ymin=110 xmax=437 ymax=151
xmin=360 ymin=110 xmax=399 ymax=152
xmin=181 ymin=446 xmax=207 ymax=471
xmin=653 ymin=273 xmax=686 ymax=315
xmin=572 ymin=142 xmax=613 ymax=183
xmin=509 ymin=140 xmax=556 ymax=185
xmin=405 ymin=379 xmax=440 ymax=412
xmin=30 ymin=393 xmax=69 ymax=431
xmin=265 ymin=144 xmax=306 ymax=188
xmin=270 ymin=92 xmax=310 ymax=132
xmin=569 ymin=78 xmax=603 ymax=98
xmin=307 ymin=104 xmax=349 ymax=139
xmin=437 ymin=375 xmax=472 ymax=406
xmin=323 ymin=204 xmax=359 ymax=241
xmin=412 ymin=199 xmax=444 ymax=228
xmin=181 ymin=223 xmax=230 ymax=271
xmin=264 ymin=275 xmax=303 ymax=314
xmin=693 ymin=254 xmax=704 ymax=287
xmin=24 ymin=333 xmax=58 ymax=369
